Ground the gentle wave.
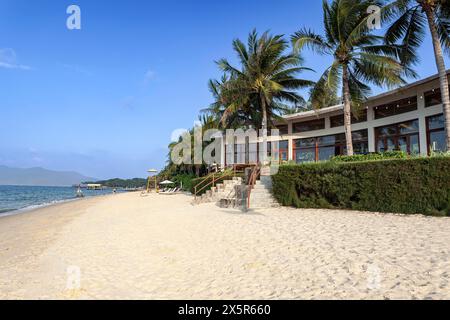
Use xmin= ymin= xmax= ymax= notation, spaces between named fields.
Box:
xmin=0 ymin=186 xmax=116 ymax=218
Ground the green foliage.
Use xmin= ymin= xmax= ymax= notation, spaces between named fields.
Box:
xmin=272 ymin=157 xmax=450 ymax=216
xmin=84 ymin=178 xmax=147 ymax=188
xmin=170 ymin=174 xmax=197 ymax=191
xmin=206 ymin=30 xmax=313 ymax=129
xmin=292 ymin=0 xmax=412 ymax=112
xmin=330 ymin=151 xmax=408 ymax=162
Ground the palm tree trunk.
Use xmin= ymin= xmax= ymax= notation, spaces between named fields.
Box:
xmin=342 ymin=64 xmax=354 ymax=156
xmin=261 ymin=96 xmax=269 ymax=165
xmin=424 ymin=5 xmax=450 ymax=152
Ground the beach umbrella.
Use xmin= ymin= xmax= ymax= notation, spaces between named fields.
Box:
xmin=159 ymin=180 xmax=175 ymax=185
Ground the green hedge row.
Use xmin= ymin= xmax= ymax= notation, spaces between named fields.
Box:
xmin=330 ymin=151 xmax=408 ymax=162
xmin=272 ymin=157 xmax=450 ymax=216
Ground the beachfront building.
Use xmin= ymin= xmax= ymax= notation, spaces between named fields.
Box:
xmin=220 ymin=72 xmax=449 ymax=166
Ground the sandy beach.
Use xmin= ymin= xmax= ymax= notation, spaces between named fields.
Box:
xmin=0 ymin=192 xmax=449 ymax=300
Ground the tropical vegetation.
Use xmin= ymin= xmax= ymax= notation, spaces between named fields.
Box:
xmin=384 ymin=0 xmax=450 ymax=151
xmin=292 ymin=0 xmax=411 ymax=156
xmin=160 ymin=0 xmax=450 ymax=182
xmin=272 ymin=157 xmax=450 ymax=216
xmin=203 ymin=30 xmax=314 ymax=162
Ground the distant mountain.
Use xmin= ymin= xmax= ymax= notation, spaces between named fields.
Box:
xmin=0 ymin=166 xmax=97 ymax=187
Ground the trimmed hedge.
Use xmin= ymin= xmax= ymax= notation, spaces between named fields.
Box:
xmin=272 ymin=157 xmax=450 ymax=216
xmin=330 ymin=151 xmax=408 ymax=163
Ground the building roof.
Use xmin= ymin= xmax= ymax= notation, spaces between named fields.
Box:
xmin=282 ymin=70 xmax=450 ymax=122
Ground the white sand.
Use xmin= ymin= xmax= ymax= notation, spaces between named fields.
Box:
xmin=0 ymin=192 xmax=449 ymax=300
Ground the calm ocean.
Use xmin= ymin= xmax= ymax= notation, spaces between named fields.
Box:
xmin=0 ymin=185 xmax=114 ymax=217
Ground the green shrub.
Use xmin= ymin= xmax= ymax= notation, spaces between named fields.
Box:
xmin=171 ymin=174 xmax=197 ymax=191
xmin=272 ymin=157 xmax=450 ymax=216
xmin=330 ymin=151 xmax=408 ymax=163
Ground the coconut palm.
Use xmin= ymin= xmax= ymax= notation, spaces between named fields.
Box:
xmin=216 ymin=30 xmax=314 ymax=163
xmin=292 ymin=0 xmax=410 ymax=155
xmin=385 ymin=0 xmax=450 ymax=151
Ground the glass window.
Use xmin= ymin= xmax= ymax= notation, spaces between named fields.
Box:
xmin=375 ymin=120 xmax=420 ymax=154
xmin=267 ymin=140 xmax=289 ymax=163
xmin=428 ymin=114 xmax=445 ymax=130
xmin=352 ymin=130 xmax=368 ymax=141
xmin=295 ymin=148 xmax=315 ymax=163
xmin=248 ymin=143 xmax=258 ymax=163
xmin=318 ymin=135 xmax=338 ymax=146
xmin=377 ymin=125 xmax=397 ymax=137
xmin=429 ymin=131 xmax=447 ymax=152
xmin=424 ymin=88 xmax=442 ymax=107
xmin=295 ymin=138 xmax=315 ymax=148
xmin=399 ymin=120 xmax=419 ymax=134
xmin=330 ymin=111 xmax=368 ymax=128
xmin=354 ymin=142 xmax=369 ymax=154
xmin=235 ymin=144 xmax=246 ymax=164
xmin=374 ymin=96 xmax=418 ymax=119
xmin=409 ymin=135 xmax=420 ymax=155
xmin=279 ymin=140 xmax=289 ymax=150
xmin=427 ymin=114 xmax=447 ymax=153
xmin=293 ymin=119 xmax=325 ymax=133
xmin=294 ymin=129 xmax=368 ymax=163
xmin=318 ymin=146 xmax=336 ymax=161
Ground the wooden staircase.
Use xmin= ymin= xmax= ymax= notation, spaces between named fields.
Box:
xmin=192 ymin=165 xmax=280 ymax=210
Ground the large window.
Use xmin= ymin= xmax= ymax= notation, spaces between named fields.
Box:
xmin=293 ymin=118 xmax=325 ymax=133
xmin=293 ymin=130 xmax=368 ymax=163
xmin=375 ymin=120 xmax=420 ymax=155
xmin=330 ymin=111 xmax=368 ymax=128
xmin=424 ymin=84 xmax=450 ymax=108
xmin=268 ymin=140 xmax=289 ymax=163
xmin=427 ymin=114 xmax=447 ymax=153
xmin=424 ymin=88 xmax=443 ymax=108
xmin=225 ymin=137 xmax=257 ymax=165
xmin=374 ymin=96 xmax=418 ymax=119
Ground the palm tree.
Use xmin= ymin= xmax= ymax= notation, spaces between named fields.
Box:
xmin=385 ymin=0 xmax=450 ymax=151
xmin=216 ymin=30 xmax=314 ymax=163
xmin=292 ymin=0 xmax=410 ymax=155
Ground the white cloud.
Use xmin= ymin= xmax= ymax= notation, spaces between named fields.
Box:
xmin=0 ymin=48 xmax=31 ymax=70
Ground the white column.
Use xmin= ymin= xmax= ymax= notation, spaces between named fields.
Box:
xmin=417 ymin=91 xmax=428 ymax=156
xmin=288 ymin=122 xmax=294 ymax=161
xmin=367 ymin=106 xmax=376 ymax=153
xmin=324 ymin=116 xmax=331 ymax=129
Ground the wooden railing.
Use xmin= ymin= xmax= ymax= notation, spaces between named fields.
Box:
xmin=194 ymin=171 xmax=235 ymax=200
xmin=193 ymin=164 xmax=261 ymax=203
xmin=246 ymin=164 xmax=261 ymax=209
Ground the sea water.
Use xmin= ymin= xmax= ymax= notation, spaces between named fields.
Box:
xmin=0 ymin=185 xmax=114 ymax=217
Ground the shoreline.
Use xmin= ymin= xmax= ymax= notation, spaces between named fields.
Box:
xmin=0 ymin=189 xmax=125 ymax=219
xmin=1 ymin=192 xmax=449 ymax=299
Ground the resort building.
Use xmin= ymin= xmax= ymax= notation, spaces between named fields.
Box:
xmin=221 ymin=72 xmax=449 ymax=166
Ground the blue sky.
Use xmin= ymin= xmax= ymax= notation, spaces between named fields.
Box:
xmin=0 ymin=0 xmax=447 ymax=179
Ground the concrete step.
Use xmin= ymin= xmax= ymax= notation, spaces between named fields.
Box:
xmin=250 ymin=191 xmax=274 ymax=196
